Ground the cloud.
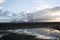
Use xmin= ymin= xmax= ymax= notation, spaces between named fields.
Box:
xmin=0 ymin=6 xmax=3 ymax=9
xmin=33 ymin=0 xmax=44 ymax=3
xmin=22 ymin=10 xmax=31 ymax=14
xmin=35 ymin=4 xmax=49 ymax=10
xmin=32 ymin=0 xmax=50 ymax=11
xmin=32 ymin=4 xmax=50 ymax=12
xmin=0 ymin=0 xmax=5 ymax=4
xmin=32 ymin=6 xmax=60 ymax=22
xmin=44 ymin=7 xmax=60 ymax=21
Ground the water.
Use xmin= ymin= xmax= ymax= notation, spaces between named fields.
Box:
xmin=0 ymin=28 xmax=60 ymax=39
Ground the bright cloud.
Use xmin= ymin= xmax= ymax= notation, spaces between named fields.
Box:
xmin=32 ymin=0 xmax=50 ymax=11
xmin=0 ymin=0 xmax=5 ymax=4
xmin=33 ymin=4 xmax=50 ymax=11
xmin=45 ymin=11 xmax=60 ymax=20
xmin=46 ymin=11 xmax=60 ymax=16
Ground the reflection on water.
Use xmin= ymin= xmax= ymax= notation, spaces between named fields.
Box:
xmin=0 ymin=28 xmax=60 ymax=40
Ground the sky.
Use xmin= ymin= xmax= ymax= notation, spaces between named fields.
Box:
xmin=0 ymin=0 xmax=60 ymax=22
xmin=0 ymin=0 xmax=60 ymax=13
